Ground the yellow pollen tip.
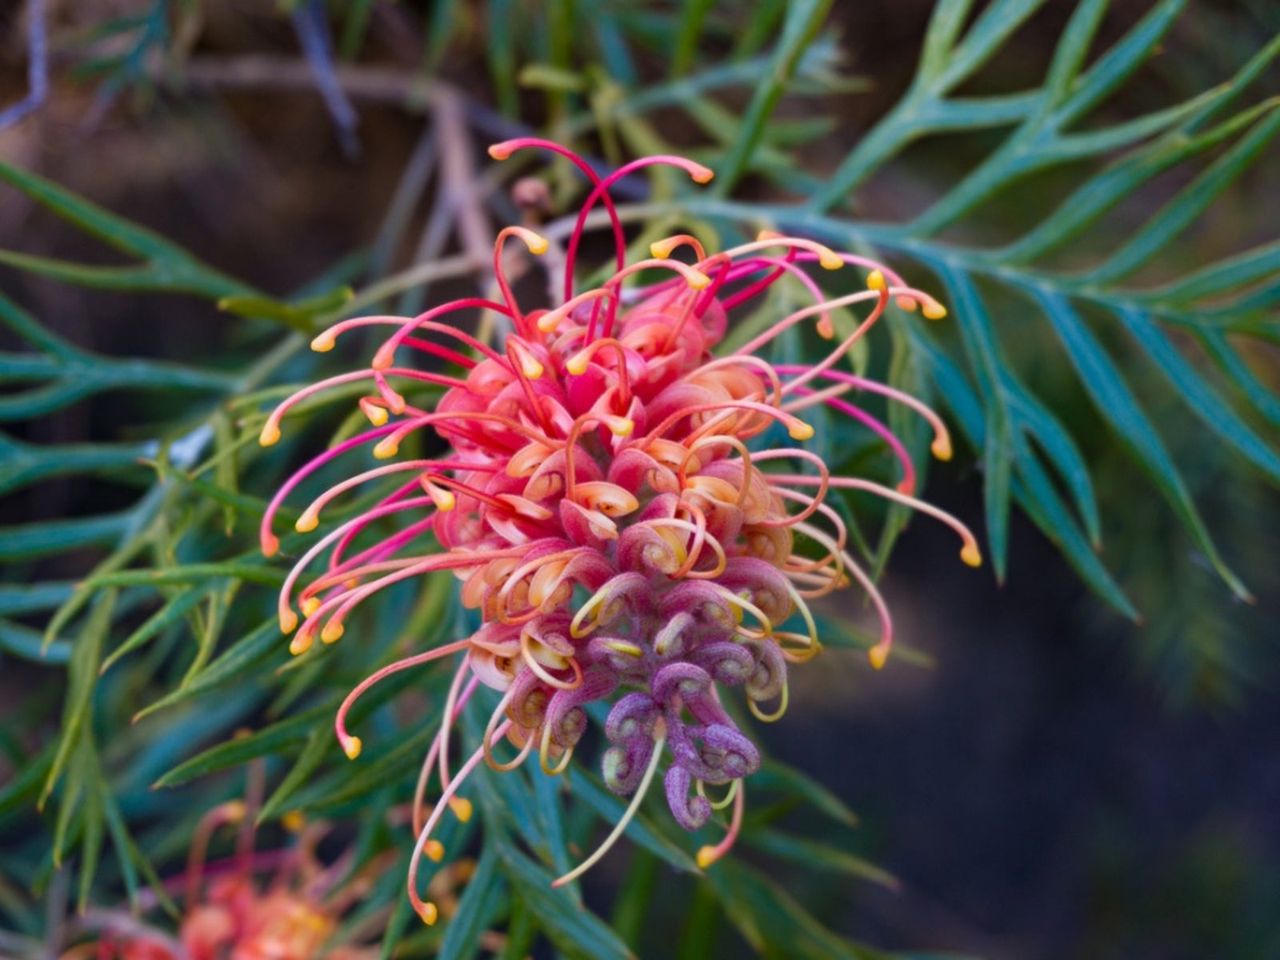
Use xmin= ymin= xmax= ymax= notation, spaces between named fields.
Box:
xmin=342 ymin=736 xmax=362 ymax=761
xmin=817 ymin=248 xmax=844 ymax=270
xmin=488 ymin=143 xmax=512 ymax=160
xmin=321 ymin=622 xmax=345 ymax=644
xmin=923 ymin=300 xmax=948 ymax=320
xmin=363 ymin=404 xmax=388 ymax=427
xmin=787 ymin=421 xmax=815 ymax=441
xmin=301 ymin=597 xmax=321 ymax=617
xmin=868 ymin=644 xmax=890 ymax=670
xmin=537 ymin=312 xmax=561 ymax=333
xmin=896 ymin=296 xmax=918 ymax=312
xmin=295 ymin=511 xmax=319 ymax=534
xmin=289 ymin=634 xmax=313 ymax=656
xmin=696 ymin=846 xmax=719 ymax=869
xmin=310 ymin=334 xmax=336 ymax=352
xmin=961 ymin=544 xmax=982 ymax=568
xmin=649 ymin=240 xmax=677 ymax=259
xmin=689 ymin=164 xmax=715 ymax=184
xmin=424 ymin=840 xmax=445 ymax=862
xmin=282 ymin=811 xmax=305 ymax=832
xmin=373 ymin=439 xmax=399 ymax=460
xmin=566 ymin=355 xmax=590 ymax=376
xmin=521 ymin=359 xmax=544 ymax=379
xmin=609 ymin=418 xmax=635 ymax=437
xmin=261 ymin=535 xmax=279 ymax=559
xmin=449 ymin=797 xmax=473 ymax=822
xmin=279 ymin=609 xmax=298 ymax=635
xmin=687 ymin=270 xmax=712 ymax=290
xmin=258 ymin=422 xmax=281 ymax=447
xmin=432 ymin=489 xmax=456 ymax=512
xmin=524 ymin=232 xmax=549 ymax=255
xmin=416 ymin=902 xmax=439 ymax=926
xmin=931 ymin=437 xmax=953 ymax=461
xmin=866 ymin=270 xmax=886 ymax=292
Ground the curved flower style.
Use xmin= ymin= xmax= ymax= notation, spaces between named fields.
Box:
xmin=260 ymin=140 xmax=980 ymax=924
xmin=58 ymin=792 xmax=383 ymax=960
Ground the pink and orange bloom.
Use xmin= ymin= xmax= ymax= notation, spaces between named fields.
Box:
xmin=59 ymin=796 xmax=382 ymax=960
xmin=259 ymin=140 xmax=980 ymax=924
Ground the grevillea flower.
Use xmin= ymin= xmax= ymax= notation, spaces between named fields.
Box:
xmin=57 ymin=784 xmax=384 ymax=960
xmin=259 ymin=140 xmax=980 ymax=925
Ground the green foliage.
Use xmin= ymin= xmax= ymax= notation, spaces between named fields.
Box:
xmin=1 ymin=1 xmax=1276 ymax=956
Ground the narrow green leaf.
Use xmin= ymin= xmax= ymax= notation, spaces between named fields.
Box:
xmin=153 ymin=707 xmax=324 ymax=788
xmin=494 ymin=837 xmax=635 ymax=960
xmin=1083 ymin=108 xmax=1280 ymax=284
xmin=1036 ymin=291 xmax=1250 ymax=600
xmin=713 ymin=0 xmax=833 ymax=193
xmin=743 ymin=827 xmax=899 ymax=890
xmin=258 ymin=730 xmax=332 ymax=824
xmin=41 ymin=590 xmax=115 ymax=807
xmin=134 ymin=619 xmax=281 ymax=721
xmin=100 ymin=585 xmax=212 ymax=675
xmin=438 ymin=845 xmax=504 ymax=960
xmin=1117 ymin=307 xmax=1280 ymax=481
xmin=751 ymin=758 xmax=858 ymax=827
xmin=565 ymin=768 xmax=700 ymax=874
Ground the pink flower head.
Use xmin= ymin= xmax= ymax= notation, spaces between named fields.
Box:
xmin=59 ymin=795 xmax=381 ymax=960
xmin=260 ymin=140 xmax=980 ymax=922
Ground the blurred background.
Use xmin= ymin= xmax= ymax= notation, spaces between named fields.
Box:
xmin=1 ymin=2 xmax=1278 ymax=958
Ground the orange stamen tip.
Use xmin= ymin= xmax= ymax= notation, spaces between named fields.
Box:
xmin=282 ymin=810 xmax=305 ymax=832
xmin=373 ymin=439 xmax=399 ymax=460
xmin=449 ymin=797 xmax=474 ymax=822
xmin=815 ymin=317 xmax=835 ymax=339
xmin=371 ymin=350 xmax=394 ymax=371
xmin=295 ymin=511 xmax=319 ymax=534
xmin=429 ymin=488 xmax=456 ymax=512
xmin=289 ymin=633 xmax=313 ymax=656
xmin=961 ymin=544 xmax=982 ymax=568
xmin=258 ymin=422 xmax=281 ymax=447
xmin=866 ymin=270 xmax=887 ymax=292
xmin=279 ymin=609 xmax=299 ymax=635
xmin=416 ymin=902 xmax=439 ymax=926
xmin=424 ymin=840 xmax=445 ymax=862
xmin=361 ymin=402 xmax=389 ymax=427
xmin=868 ymin=644 xmax=890 ymax=670
xmin=922 ymin=300 xmax=948 ymax=320
xmin=342 ymin=736 xmax=362 ymax=761
xmin=817 ymin=248 xmax=844 ymax=270
xmin=931 ymin=438 xmax=953 ymax=461
xmin=310 ymin=333 xmax=336 ymax=352
xmin=895 ymin=296 xmax=918 ymax=312
xmin=689 ymin=164 xmax=715 ymax=184
xmin=321 ymin=621 xmax=345 ymax=644
xmin=261 ymin=534 xmax=279 ymax=558
xmin=687 ymin=270 xmax=712 ymax=290
xmin=488 ymin=143 xmax=513 ymax=160
xmin=301 ymin=597 xmax=321 ymax=617
xmin=756 ymin=229 xmax=782 ymax=241
xmin=695 ymin=846 xmax=720 ymax=869
xmin=787 ymin=421 xmax=815 ymax=441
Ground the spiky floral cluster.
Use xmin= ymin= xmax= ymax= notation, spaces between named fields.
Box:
xmin=58 ymin=794 xmax=381 ymax=960
xmin=259 ymin=140 xmax=979 ymax=924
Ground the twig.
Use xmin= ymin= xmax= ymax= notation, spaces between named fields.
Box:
xmin=290 ymin=0 xmax=361 ymax=157
xmin=0 ymin=0 xmax=49 ymax=130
